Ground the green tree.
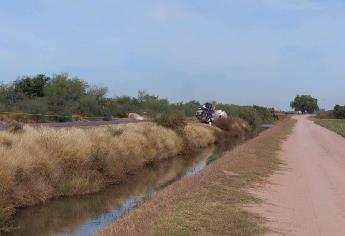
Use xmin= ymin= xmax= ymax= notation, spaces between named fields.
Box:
xmin=333 ymin=105 xmax=345 ymax=119
xmin=253 ymin=105 xmax=276 ymax=123
xmin=44 ymin=74 xmax=88 ymax=114
xmin=175 ymin=100 xmax=201 ymax=116
xmin=87 ymin=86 xmax=108 ymax=100
xmin=13 ymin=74 xmax=50 ymax=98
xmin=290 ymin=95 xmax=319 ymax=114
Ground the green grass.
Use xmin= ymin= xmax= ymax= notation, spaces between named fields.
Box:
xmin=206 ymin=154 xmax=221 ymax=164
xmin=314 ymin=119 xmax=345 ymax=137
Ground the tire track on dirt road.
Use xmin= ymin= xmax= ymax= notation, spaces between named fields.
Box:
xmin=250 ymin=115 xmax=345 ymax=236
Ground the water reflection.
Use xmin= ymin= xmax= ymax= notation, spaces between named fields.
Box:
xmin=9 ymin=148 xmax=214 ymax=236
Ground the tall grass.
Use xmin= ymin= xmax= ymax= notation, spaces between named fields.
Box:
xmin=213 ymin=117 xmax=251 ymax=151
xmin=314 ymin=119 xmax=345 ymax=137
xmin=0 ymin=122 xmax=217 ymax=231
xmin=98 ymin=119 xmax=296 ymax=236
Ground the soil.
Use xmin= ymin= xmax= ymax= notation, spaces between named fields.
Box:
xmin=250 ymin=115 xmax=345 ymax=236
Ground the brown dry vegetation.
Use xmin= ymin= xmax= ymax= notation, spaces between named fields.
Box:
xmin=0 ymin=122 xmax=219 ymax=232
xmin=0 ymin=115 xmax=36 ymax=125
xmin=99 ymin=118 xmax=295 ymax=236
xmin=213 ymin=117 xmax=251 ymax=151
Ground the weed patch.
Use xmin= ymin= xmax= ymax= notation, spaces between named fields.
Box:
xmin=154 ymin=113 xmax=186 ymax=131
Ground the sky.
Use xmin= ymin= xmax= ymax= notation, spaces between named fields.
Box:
xmin=1 ymin=0 xmax=345 ymax=110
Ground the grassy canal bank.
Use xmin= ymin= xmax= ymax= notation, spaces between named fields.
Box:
xmin=0 ymin=118 xmax=252 ymax=233
xmin=0 ymin=122 xmax=219 ymax=232
xmin=99 ymin=118 xmax=295 ymax=236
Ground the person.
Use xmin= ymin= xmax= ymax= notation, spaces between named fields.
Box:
xmin=201 ymin=103 xmax=214 ymax=123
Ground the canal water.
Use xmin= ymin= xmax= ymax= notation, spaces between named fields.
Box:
xmin=8 ymin=147 xmax=216 ymax=236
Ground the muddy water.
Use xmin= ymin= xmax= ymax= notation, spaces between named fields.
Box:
xmin=8 ymin=147 xmax=215 ymax=236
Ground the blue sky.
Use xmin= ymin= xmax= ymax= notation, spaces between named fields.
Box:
xmin=1 ymin=0 xmax=345 ymax=110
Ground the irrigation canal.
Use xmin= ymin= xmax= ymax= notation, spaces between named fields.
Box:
xmin=7 ymin=147 xmax=216 ymax=236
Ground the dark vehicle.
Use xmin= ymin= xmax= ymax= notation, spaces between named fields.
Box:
xmin=196 ymin=103 xmax=215 ymax=123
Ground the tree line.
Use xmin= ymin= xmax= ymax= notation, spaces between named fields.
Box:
xmin=0 ymin=73 xmax=278 ymax=126
xmin=0 ymin=74 xmax=201 ymax=121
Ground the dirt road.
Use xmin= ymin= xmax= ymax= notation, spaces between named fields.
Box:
xmin=251 ymin=116 xmax=345 ymax=236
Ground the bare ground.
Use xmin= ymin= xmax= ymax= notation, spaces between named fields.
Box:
xmin=249 ymin=115 xmax=345 ymax=236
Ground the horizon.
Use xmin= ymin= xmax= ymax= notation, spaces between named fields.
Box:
xmin=1 ymin=0 xmax=345 ymax=110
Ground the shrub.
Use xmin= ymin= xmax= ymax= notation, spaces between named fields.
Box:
xmin=183 ymin=123 xmax=216 ymax=152
xmin=103 ymin=114 xmax=112 ymax=121
xmin=218 ymin=104 xmax=280 ymax=134
xmin=333 ymin=105 xmax=345 ymax=119
xmin=213 ymin=118 xmax=249 ymax=151
xmin=8 ymin=121 xmax=24 ymax=133
xmin=154 ymin=113 xmax=186 ymax=131
xmin=107 ymin=127 xmax=124 ymax=137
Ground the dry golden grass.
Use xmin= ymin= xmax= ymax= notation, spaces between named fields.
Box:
xmin=0 ymin=122 xmax=217 ymax=232
xmin=183 ymin=123 xmax=216 ymax=149
xmin=98 ymin=118 xmax=296 ymax=236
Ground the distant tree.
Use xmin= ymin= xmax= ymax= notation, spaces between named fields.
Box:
xmin=87 ymin=86 xmax=108 ymax=100
xmin=13 ymin=74 xmax=50 ymax=98
xmin=253 ymin=105 xmax=276 ymax=123
xmin=333 ymin=105 xmax=345 ymax=119
xmin=0 ymin=74 xmax=50 ymax=107
xmin=78 ymin=96 xmax=102 ymax=115
xmin=290 ymin=95 xmax=319 ymax=114
xmin=0 ymin=73 xmax=282 ymax=125
xmin=173 ymin=100 xmax=201 ymax=117
xmin=44 ymin=74 xmax=88 ymax=114
xmin=0 ymin=83 xmax=16 ymax=105
xmin=137 ymin=89 xmax=147 ymax=103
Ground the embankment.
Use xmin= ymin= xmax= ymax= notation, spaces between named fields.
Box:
xmin=0 ymin=122 xmax=220 ymax=232
xmin=99 ymin=118 xmax=295 ymax=236
xmin=314 ymin=119 xmax=345 ymax=137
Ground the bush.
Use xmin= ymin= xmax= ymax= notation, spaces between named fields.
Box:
xmin=333 ymin=105 xmax=345 ymax=119
xmin=213 ymin=118 xmax=249 ymax=151
xmin=218 ymin=104 xmax=278 ymax=133
xmin=8 ymin=121 xmax=24 ymax=133
xmin=103 ymin=115 xmax=112 ymax=121
xmin=154 ymin=113 xmax=187 ymax=131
